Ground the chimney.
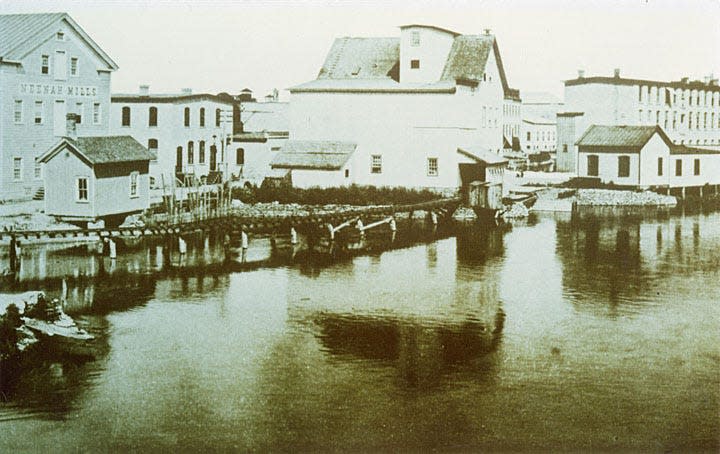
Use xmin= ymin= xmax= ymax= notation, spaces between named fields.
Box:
xmin=577 ymin=69 xmax=585 ymax=79
xmin=614 ymin=68 xmax=621 ymax=78
xmin=139 ymin=84 xmax=150 ymax=95
xmin=66 ymin=113 xmax=79 ymax=139
xmin=181 ymin=88 xmax=193 ymax=95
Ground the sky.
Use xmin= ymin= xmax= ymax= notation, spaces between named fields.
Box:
xmin=1 ymin=0 xmax=719 ymax=101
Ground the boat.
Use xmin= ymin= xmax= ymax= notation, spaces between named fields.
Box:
xmin=502 ymin=192 xmax=538 ymax=208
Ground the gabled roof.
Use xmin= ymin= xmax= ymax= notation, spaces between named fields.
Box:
xmin=440 ymin=34 xmax=494 ymax=83
xmin=0 ymin=13 xmax=118 ymax=70
xmin=317 ymin=37 xmax=399 ymax=80
xmin=399 ymin=24 xmax=460 ymax=36
xmin=670 ymin=145 xmax=720 ymax=155
xmin=270 ymin=140 xmax=357 ymax=170
xmin=523 ymin=116 xmax=556 ymax=126
xmin=39 ymin=136 xmax=153 ymax=166
xmin=242 ymin=102 xmax=289 ymax=133
xmin=576 ymin=125 xmax=674 ymax=151
xmin=458 ymin=147 xmax=508 ymax=165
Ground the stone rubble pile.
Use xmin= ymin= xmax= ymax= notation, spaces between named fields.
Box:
xmin=575 ymin=189 xmax=676 ymax=206
xmin=233 ymin=201 xmax=392 ymax=218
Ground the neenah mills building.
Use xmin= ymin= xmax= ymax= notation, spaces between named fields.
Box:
xmin=0 ymin=13 xmax=118 ymax=200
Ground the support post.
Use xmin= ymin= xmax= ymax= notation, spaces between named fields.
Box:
xmin=8 ymin=236 xmax=18 ymax=273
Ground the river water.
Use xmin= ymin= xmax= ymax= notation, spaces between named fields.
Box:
xmin=1 ymin=209 xmax=718 ymax=451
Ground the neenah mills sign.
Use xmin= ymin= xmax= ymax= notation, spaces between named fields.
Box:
xmin=20 ymin=83 xmax=98 ymax=97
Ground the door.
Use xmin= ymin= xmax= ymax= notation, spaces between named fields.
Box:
xmin=54 ymin=50 xmax=67 ymax=80
xmin=176 ymin=146 xmax=183 ymax=174
xmin=209 ymin=145 xmax=217 ymax=171
xmin=54 ymin=100 xmax=66 ymax=136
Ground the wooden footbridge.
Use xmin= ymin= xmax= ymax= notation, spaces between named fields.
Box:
xmin=2 ymin=198 xmax=461 ymax=274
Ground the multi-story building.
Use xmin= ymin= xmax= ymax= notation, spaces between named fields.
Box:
xmin=557 ymin=69 xmax=720 ymax=172
xmin=109 ymin=87 xmax=234 ymax=188
xmin=0 ymin=13 xmax=117 ymax=200
xmin=521 ymin=117 xmax=556 ymax=153
xmin=287 ymin=25 xmax=518 ymax=191
xmin=503 ymin=92 xmax=521 ymax=153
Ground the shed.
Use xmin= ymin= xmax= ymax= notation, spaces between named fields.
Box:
xmin=270 ymin=140 xmax=357 ymax=188
xmin=39 ymin=129 xmax=153 ymax=227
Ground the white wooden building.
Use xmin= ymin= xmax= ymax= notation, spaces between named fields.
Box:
xmin=0 ymin=13 xmax=117 ymax=200
xmin=288 ymin=24 xmax=518 ymax=193
xmin=577 ymin=124 xmax=720 ymax=193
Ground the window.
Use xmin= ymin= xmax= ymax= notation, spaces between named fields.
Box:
xmin=236 ymin=148 xmax=244 ymax=165
xmin=199 ymin=108 xmax=205 ymax=127
xmin=93 ymin=103 xmax=101 ymax=124
xmin=345 ymin=169 xmax=349 ymax=178
xmin=427 ymin=157 xmax=438 ymax=176
xmin=657 ymin=157 xmax=663 ymax=176
xmin=13 ymin=158 xmax=22 ymax=181
xmin=149 ymin=176 xmax=156 ymax=189
xmin=34 ymin=158 xmax=42 ymax=179
xmin=638 ymin=86 xmax=643 ymax=102
xmin=199 ymin=141 xmax=205 ymax=164
xmin=14 ymin=100 xmax=23 ymax=123
xmin=215 ymin=108 xmax=221 ymax=127
xmin=148 ymin=138 xmax=158 ymax=151
xmin=563 ymin=144 xmax=568 ymax=153
xmin=56 ymin=31 xmax=64 ymax=41
xmin=675 ymin=159 xmax=682 ymax=176
xmin=618 ymin=156 xmax=630 ymax=177
xmin=41 ymin=55 xmax=49 ymax=74
xmin=75 ymin=102 xmax=83 ymax=124
xmin=149 ymin=107 xmax=158 ymax=126
xmin=410 ymin=59 xmax=420 ymax=69
xmin=371 ymin=155 xmax=382 ymax=174
xmin=34 ymin=101 xmax=44 ymax=124
xmin=526 ymin=132 xmax=531 ymax=141
xmin=411 ymin=31 xmax=420 ymax=46
xmin=77 ymin=177 xmax=88 ymax=201
xmin=129 ymin=172 xmax=139 ymax=197
xmin=187 ymin=141 xmax=194 ymax=164
xmin=694 ymin=158 xmax=700 ymax=176
xmin=638 ymin=109 xmax=643 ymax=122
xmin=184 ymin=107 xmax=190 ymax=127
xmin=70 ymin=57 xmax=78 ymax=76
xmin=121 ymin=106 xmax=131 ymax=126
xmin=587 ymin=155 xmax=599 ymax=177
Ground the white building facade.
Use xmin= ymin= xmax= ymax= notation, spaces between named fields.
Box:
xmin=288 ymin=24 xmax=518 ymax=192
xmin=109 ymin=88 xmax=234 ymax=188
xmin=558 ymin=69 xmax=720 ymax=172
xmin=0 ymin=13 xmax=117 ymax=200
xmin=521 ymin=117 xmax=556 ymax=153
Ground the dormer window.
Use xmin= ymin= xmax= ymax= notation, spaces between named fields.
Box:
xmin=410 ymin=59 xmax=420 ymax=69
xmin=411 ymin=31 xmax=420 ymax=46
xmin=56 ymin=31 xmax=64 ymax=41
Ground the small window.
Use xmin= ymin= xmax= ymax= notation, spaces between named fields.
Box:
xmin=215 ymin=108 xmax=221 ymax=127
xmin=75 ymin=102 xmax=83 ymax=124
xmin=411 ymin=31 xmax=420 ymax=46
xmin=14 ymin=100 xmax=23 ymax=123
xmin=70 ymin=57 xmax=78 ymax=76
xmin=149 ymin=176 xmax=156 ymax=188
xmin=41 ymin=55 xmax=49 ymax=74
xmin=236 ymin=148 xmax=244 ymax=165
xmin=526 ymin=132 xmax=531 ymax=141
xmin=34 ymin=101 xmax=44 ymax=124
xmin=56 ymin=31 xmax=64 ymax=41
xmin=694 ymin=158 xmax=700 ymax=176
xmin=121 ymin=106 xmax=131 ymax=126
xmin=675 ymin=159 xmax=682 ymax=176
xmin=657 ymin=157 xmax=663 ymax=176
xmin=563 ymin=144 xmax=568 ymax=153
xmin=93 ymin=103 xmax=101 ymax=124
xmin=129 ymin=172 xmax=139 ymax=197
xmin=587 ymin=155 xmax=599 ymax=177
xmin=410 ymin=59 xmax=420 ymax=69
xmin=149 ymin=106 xmax=158 ymax=126
xmin=618 ymin=156 xmax=630 ymax=178
xmin=427 ymin=157 xmax=438 ymax=176
xmin=148 ymin=138 xmax=158 ymax=151
xmin=199 ymin=141 xmax=205 ymax=164
xmin=34 ymin=158 xmax=42 ymax=180
xmin=184 ymin=107 xmax=190 ymax=127
xmin=187 ymin=141 xmax=194 ymax=164
xmin=345 ymin=169 xmax=349 ymax=178
xmin=77 ymin=177 xmax=88 ymax=201
xmin=13 ymin=158 xmax=23 ymax=181
xmin=199 ymin=107 xmax=205 ymax=127
xmin=371 ymin=155 xmax=382 ymax=174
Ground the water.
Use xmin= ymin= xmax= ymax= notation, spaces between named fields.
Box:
xmin=1 ymin=210 xmax=718 ymax=451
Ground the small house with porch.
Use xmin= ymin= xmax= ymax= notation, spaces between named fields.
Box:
xmin=39 ymin=117 xmax=153 ymax=227
xmin=577 ymin=124 xmax=720 ymax=195
xmin=269 ymin=140 xmax=357 ymax=188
